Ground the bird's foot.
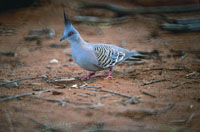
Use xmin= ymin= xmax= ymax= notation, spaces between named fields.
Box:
xmin=104 ymin=68 xmax=113 ymax=79
xmin=80 ymin=72 xmax=95 ymax=80
xmin=104 ymin=75 xmax=112 ymax=79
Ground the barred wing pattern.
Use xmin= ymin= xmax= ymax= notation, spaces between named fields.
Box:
xmin=94 ymin=45 xmax=126 ymax=69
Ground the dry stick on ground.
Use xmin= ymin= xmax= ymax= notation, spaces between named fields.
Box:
xmin=72 ymin=16 xmax=129 ymax=25
xmin=2 ymin=109 xmax=15 ymax=132
xmin=31 ymin=96 xmax=92 ymax=106
xmin=186 ymin=113 xmax=196 ymax=124
xmin=141 ymin=79 xmax=169 ymax=86
xmin=83 ymin=87 xmax=132 ymax=99
xmin=160 ymin=23 xmax=200 ymax=33
xmin=0 ymin=77 xmax=34 ymax=87
xmin=119 ymin=104 xmax=174 ymax=119
xmin=0 ymin=89 xmax=51 ymax=101
xmin=23 ymin=114 xmax=47 ymax=129
xmin=159 ymin=104 xmax=174 ymax=111
xmin=164 ymin=17 xmax=200 ymax=25
xmin=78 ymin=3 xmax=200 ymax=16
xmin=161 ymin=17 xmax=200 ymax=32
xmin=170 ymin=81 xmax=187 ymax=89
xmin=142 ymin=67 xmax=190 ymax=71
xmin=141 ymin=91 xmax=156 ymax=98
xmin=23 ymin=114 xmax=65 ymax=132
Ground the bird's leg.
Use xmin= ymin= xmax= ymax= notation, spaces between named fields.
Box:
xmin=80 ymin=72 xmax=95 ymax=80
xmin=104 ymin=68 xmax=113 ymax=79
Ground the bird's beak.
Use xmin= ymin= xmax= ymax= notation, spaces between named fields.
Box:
xmin=60 ymin=35 xmax=65 ymax=41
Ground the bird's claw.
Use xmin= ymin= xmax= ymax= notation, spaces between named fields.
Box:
xmin=104 ymin=75 xmax=112 ymax=79
xmin=80 ymin=72 xmax=95 ymax=80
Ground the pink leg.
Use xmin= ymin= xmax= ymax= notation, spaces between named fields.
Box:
xmin=80 ymin=72 xmax=95 ymax=80
xmin=104 ymin=68 xmax=113 ymax=79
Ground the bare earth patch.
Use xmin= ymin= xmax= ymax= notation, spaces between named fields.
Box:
xmin=0 ymin=0 xmax=200 ymax=131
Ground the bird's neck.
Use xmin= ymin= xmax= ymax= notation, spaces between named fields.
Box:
xmin=68 ymin=34 xmax=89 ymax=51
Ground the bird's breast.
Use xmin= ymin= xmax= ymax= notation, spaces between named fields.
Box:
xmin=71 ymin=46 xmax=101 ymax=71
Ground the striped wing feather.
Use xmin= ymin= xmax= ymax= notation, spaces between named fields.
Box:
xmin=94 ymin=45 xmax=126 ymax=69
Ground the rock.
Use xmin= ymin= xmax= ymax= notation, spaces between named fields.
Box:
xmin=90 ymin=103 xmax=104 ymax=109
xmin=49 ymin=59 xmax=58 ymax=64
xmin=52 ymin=90 xmax=64 ymax=95
xmin=41 ymin=74 xmax=48 ymax=78
xmin=71 ymin=84 xmax=79 ymax=89
xmin=32 ymin=88 xmax=42 ymax=91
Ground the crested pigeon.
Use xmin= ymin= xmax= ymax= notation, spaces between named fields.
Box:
xmin=60 ymin=12 xmax=142 ymax=79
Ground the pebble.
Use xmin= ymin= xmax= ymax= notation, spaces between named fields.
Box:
xmin=49 ymin=59 xmax=58 ymax=64
xmin=71 ymin=84 xmax=79 ymax=89
xmin=90 ymin=103 xmax=104 ymax=109
xmin=52 ymin=90 xmax=64 ymax=95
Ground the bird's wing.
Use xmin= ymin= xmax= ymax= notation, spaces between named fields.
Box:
xmin=93 ymin=44 xmax=128 ymax=69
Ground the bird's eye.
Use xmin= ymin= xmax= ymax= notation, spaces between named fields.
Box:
xmin=68 ymin=32 xmax=73 ymax=37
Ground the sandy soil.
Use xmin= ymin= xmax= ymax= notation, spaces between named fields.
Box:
xmin=0 ymin=0 xmax=200 ymax=131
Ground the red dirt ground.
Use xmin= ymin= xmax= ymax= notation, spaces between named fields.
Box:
xmin=0 ymin=0 xmax=200 ymax=131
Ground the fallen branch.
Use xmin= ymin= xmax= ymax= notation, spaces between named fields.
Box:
xmin=141 ymin=91 xmax=156 ymax=98
xmin=78 ymin=3 xmax=200 ymax=16
xmin=186 ymin=113 xmax=196 ymax=124
xmin=99 ymin=89 xmax=132 ymax=99
xmin=31 ymin=96 xmax=91 ymax=106
xmin=72 ymin=16 xmax=129 ymax=25
xmin=23 ymin=114 xmax=65 ymax=132
xmin=23 ymin=114 xmax=47 ymax=129
xmin=164 ymin=17 xmax=200 ymax=25
xmin=0 ymin=51 xmax=17 ymax=57
xmin=170 ymin=81 xmax=187 ymax=88
xmin=2 ymin=109 xmax=15 ymax=132
xmin=141 ymin=79 xmax=168 ymax=86
xmin=142 ymin=66 xmax=190 ymax=71
xmin=0 ymin=89 xmax=51 ymax=101
xmin=169 ymin=120 xmax=185 ymax=123
xmin=83 ymin=87 xmax=132 ymax=99
xmin=160 ymin=23 xmax=200 ymax=33
xmin=0 ymin=77 xmax=34 ymax=87
xmin=158 ymin=104 xmax=174 ymax=111
xmin=118 ymin=104 xmax=174 ymax=119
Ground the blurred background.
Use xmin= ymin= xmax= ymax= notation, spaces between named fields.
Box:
xmin=0 ymin=0 xmax=200 ymax=132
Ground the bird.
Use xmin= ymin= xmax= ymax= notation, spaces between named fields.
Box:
xmin=60 ymin=12 xmax=143 ymax=80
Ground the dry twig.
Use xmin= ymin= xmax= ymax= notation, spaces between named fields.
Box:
xmin=141 ymin=79 xmax=168 ymax=86
xmin=78 ymin=3 xmax=200 ymax=16
xmin=0 ymin=77 xmax=34 ymax=87
xmin=72 ymin=16 xmax=129 ymax=25
xmin=83 ymin=87 xmax=132 ymax=99
xmin=170 ymin=81 xmax=187 ymax=88
xmin=2 ymin=109 xmax=15 ymax=132
xmin=186 ymin=113 xmax=196 ymax=124
xmin=31 ymin=96 xmax=91 ymax=106
xmin=141 ymin=91 xmax=156 ymax=98
xmin=0 ymin=89 xmax=51 ymax=101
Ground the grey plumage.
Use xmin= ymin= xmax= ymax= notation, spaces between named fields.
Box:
xmin=60 ymin=11 xmax=141 ymax=79
xmin=94 ymin=44 xmax=132 ymax=69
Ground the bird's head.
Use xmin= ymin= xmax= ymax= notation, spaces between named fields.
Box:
xmin=60 ymin=11 xmax=79 ymax=42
